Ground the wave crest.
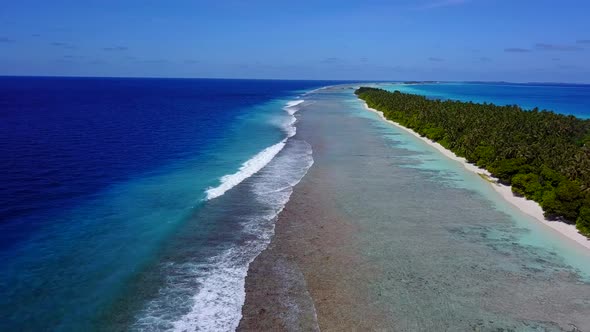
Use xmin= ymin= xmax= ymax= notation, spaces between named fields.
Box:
xmin=205 ymin=141 xmax=286 ymax=200
xmin=132 ymin=139 xmax=314 ymax=332
xmin=283 ymin=99 xmax=304 ymax=115
xmin=204 ymin=99 xmax=304 ymax=201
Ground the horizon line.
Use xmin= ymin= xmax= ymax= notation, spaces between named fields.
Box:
xmin=0 ymin=74 xmax=589 ymax=86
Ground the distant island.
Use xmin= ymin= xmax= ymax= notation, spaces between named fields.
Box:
xmin=401 ymin=81 xmax=440 ymax=85
xmin=356 ymin=87 xmax=590 ymax=236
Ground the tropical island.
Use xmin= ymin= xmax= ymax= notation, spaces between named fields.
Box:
xmin=355 ymin=87 xmax=590 ymax=236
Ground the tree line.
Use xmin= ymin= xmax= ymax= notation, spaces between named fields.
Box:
xmin=355 ymin=87 xmax=590 ymax=236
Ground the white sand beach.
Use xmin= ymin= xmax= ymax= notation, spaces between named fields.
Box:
xmin=362 ymin=102 xmax=590 ymax=251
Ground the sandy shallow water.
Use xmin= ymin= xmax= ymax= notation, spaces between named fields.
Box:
xmin=239 ymin=85 xmax=590 ymax=331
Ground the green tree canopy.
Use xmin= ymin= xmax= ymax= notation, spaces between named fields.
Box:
xmin=356 ymin=87 xmax=590 ymax=236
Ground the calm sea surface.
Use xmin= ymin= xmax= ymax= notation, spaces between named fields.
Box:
xmin=297 ymin=85 xmax=590 ymax=330
xmin=380 ymin=82 xmax=590 ymax=118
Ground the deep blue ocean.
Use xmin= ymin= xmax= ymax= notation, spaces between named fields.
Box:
xmin=1 ymin=78 xmax=589 ymax=331
xmin=0 ymin=77 xmax=338 ymax=331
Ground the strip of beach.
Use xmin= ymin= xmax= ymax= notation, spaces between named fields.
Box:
xmin=362 ymin=101 xmax=590 ymax=251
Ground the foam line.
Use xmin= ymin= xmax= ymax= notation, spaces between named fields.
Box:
xmin=205 ymin=141 xmax=286 ymax=200
xmin=204 ymin=99 xmax=304 ymax=201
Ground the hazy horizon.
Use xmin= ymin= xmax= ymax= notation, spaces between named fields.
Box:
xmin=3 ymin=75 xmax=590 ymax=85
xmin=1 ymin=0 xmax=590 ymax=83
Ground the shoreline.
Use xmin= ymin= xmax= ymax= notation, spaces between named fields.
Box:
xmin=239 ymin=86 xmax=590 ymax=330
xmin=361 ymin=101 xmax=590 ymax=251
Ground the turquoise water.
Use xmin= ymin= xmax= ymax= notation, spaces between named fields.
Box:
xmin=297 ymin=85 xmax=590 ymax=330
xmin=1 ymin=99 xmax=287 ymax=329
xmin=0 ymin=78 xmax=327 ymax=331
xmin=378 ymin=82 xmax=590 ymax=118
xmin=344 ymin=85 xmax=590 ymax=278
xmin=364 ymin=82 xmax=590 ymax=275
xmin=3 ymin=78 xmax=589 ymax=331
xmin=352 ymin=99 xmax=590 ymax=279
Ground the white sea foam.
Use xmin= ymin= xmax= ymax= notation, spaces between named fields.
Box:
xmin=174 ymin=139 xmax=313 ymax=332
xmin=283 ymin=99 xmax=304 ymax=115
xmin=204 ymin=99 xmax=304 ymax=201
xmin=284 ymin=114 xmax=298 ymax=138
xmin=303 ymin=86 xmax=328 ymax=96
xmin=132 ymin=140 xmax=313 ymax=332
xmin=285 ymin=99 xmax=304 ymax=108
xmin=166 ymin=96 xmax=314 ymax=329
xmin=126 ymin=92 xmax=316 ymax=332
xmin=205 ymin=141 xmax=286 ymax=200
xmin=169 ymin=246 xmax=259 ymax=332
xmin=130 ymin=97 xmax=314 ymax=332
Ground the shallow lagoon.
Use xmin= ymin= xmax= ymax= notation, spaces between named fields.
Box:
xmin=295 ymin=85 xmax=590 ymax=330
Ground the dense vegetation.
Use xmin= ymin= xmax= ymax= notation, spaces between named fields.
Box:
xmin=356 ymin=87 xmax=590 ymax=236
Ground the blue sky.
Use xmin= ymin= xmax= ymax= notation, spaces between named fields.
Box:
xmin=1 ymin=0 xmax=589 ymax=82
